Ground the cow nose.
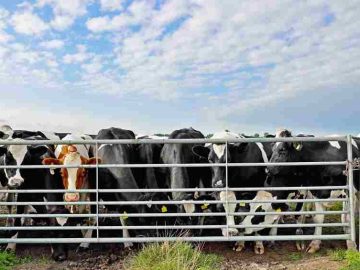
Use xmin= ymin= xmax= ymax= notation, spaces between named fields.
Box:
xmin=8 ymin=177 xmax=24 ymax=188
xmin=214 ymin=180 xmax=224 ymax=188
xmin=64 ymin=192 xmax=79 ymax=202
xmin=53 ymin=252 xmax=67 ymax=262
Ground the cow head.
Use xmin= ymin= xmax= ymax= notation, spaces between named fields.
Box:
xmin=0 ymin=140 xmax=49 ymax=189
xmin=42 ymin=145 xmax=99 ymax=203
xmin=265 ymin=129 xmax=303 ymax=200
xmin=238 ymin=191 xmax=281 ymax=235
xmin=192 ymin=131 xmax=243 ymax=188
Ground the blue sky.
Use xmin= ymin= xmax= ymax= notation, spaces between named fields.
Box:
xmin=0 ymin=0 xmax=359 ymax=135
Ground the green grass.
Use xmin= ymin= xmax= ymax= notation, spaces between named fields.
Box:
xmin=330 ymin=249 xmax=360 ymax=270
xmin=125 ymin=241 xmax=222 ymax=270
xmin=0 ymin=251 xmax=32 ymax=270
xmin=288 ymin=253 xmax=304 ymax=261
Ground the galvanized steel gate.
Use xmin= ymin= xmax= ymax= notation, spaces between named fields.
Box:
xmin=0 ymin=135 xmax=358 ymax=249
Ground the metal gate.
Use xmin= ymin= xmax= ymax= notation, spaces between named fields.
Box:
xmin=0 ymin=135 xmax=358 ymax=249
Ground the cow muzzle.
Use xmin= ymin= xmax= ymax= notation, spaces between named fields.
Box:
xmin=64 ymin=192 xmax=80 ymax=202
xmin=8 ymin=177 xmax=24 ymax=188
xmin=214 ymin=180 xmax=224 ymax=188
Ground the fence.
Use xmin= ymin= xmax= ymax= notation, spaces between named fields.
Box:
xmin=0 ymin=135 xmax=358 ymax=250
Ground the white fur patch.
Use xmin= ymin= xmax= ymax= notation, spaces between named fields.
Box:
xmin=241 ymin=191 xmax=280 ymax=235
xmin=213 ymin=144 xmax=226 ymax=159
xmin=329 ymin=141 xmax=341 ymax=149
xmin=56 ymin=217 xmax=68 ymax=226
xmin=183 ymin=202 xmax=195 ymax=213
xmin=6 ymin=140 xmax=27 ymax=181
xmin=63 ymin=153 xmax=82 ymax=191
xmin=55 ymin=134 xmax=90 ymax=159
xmin=255 ymin=142 xmax=268 ymax=163
xmin=207 ymin=131 xmax=240 ymax=159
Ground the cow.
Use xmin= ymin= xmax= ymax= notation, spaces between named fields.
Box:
xmin=0 ymin=135 xmax=76 ymax=260
xmin=159 ymin=128 xmax=212 ymax=228
xmin=267 ymin=129 xmax=359 ymax=253
xmin=192 ymin=131 xmax=272 ymax=252
xmin=41 ymin=134 xmax=99 ymax=251
xmin=235 ymin=191 xmax=282 ymax=254
xmin=90 ymin=127 xmax=151 ymax=248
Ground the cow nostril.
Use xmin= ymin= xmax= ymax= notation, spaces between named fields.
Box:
xmin=214 ymin=180 xmax=224 ymax=188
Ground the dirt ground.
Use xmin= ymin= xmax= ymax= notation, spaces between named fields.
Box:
xmin=11 ymin=241 xmax=347 ymax=270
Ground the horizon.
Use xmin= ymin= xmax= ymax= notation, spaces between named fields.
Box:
xmin=0 ymin=1 xmax=359 ymax=135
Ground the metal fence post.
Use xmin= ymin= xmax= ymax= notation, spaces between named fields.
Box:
xmin=96 ymin=141 xmax=99 ymax=242
xmin=225 ymin=140 xmax=229 ymax=239
xmin=346 ymin=135 xmax=356 ymax=245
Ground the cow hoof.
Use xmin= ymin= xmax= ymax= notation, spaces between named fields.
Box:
xmin=306 ymin=241 xmax=321 ymax=254
xmin=222 ymin=228 xmax=238 ymax=237
xmin=254 ymin=242 xmax=264 ymax=255
xmin=346 ymin=240 xmax=357 ymax=250
xmin=296 ymin=241 xmax=306 ymax=251
xmin=233 ymin=242 xmax=245 ymax=252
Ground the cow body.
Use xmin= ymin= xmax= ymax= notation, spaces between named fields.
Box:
xmin=0 ymin=135 xmax=73 ymax=260
xmin=159 ymin=128 xmax=212 ymax=229
xmin=267 ymin=129 xmax=359 ymax=253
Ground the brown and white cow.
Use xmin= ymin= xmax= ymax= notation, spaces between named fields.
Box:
xmin=42 ymin=134 xmax=99 ymax=212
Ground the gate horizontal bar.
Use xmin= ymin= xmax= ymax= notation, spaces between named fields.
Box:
xmin=0 ymin=197 xmax=348 ymax=206
xmin=0 ymin=185 xmax=349 ymax=193
xmin=0 ymin=234 xmax=350 ymax=244
xmin=0 ymin=223 xmax=349 ymax=231
xmin=0 ymin=161 xmax=346 ymax=170
xmin=0 ymin=210 xmax=348 ymax=219
xmin=0 ymin=136 xmax=348 ymax=146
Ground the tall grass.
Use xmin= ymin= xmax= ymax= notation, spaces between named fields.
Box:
xmin=330 ymin=249 xmax=360 ymax=270
xmin=125 ymin=241 xmax=222 ymax=270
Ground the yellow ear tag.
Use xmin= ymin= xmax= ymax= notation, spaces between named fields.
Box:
xmin=276 ymin=208 xmax=281 ymax=212
xmin=161 ymin=206 xmax=168 ymax=213
xmin=201 ymin=203 xmax=209 ymax=210
xmin=239 ymin=202 xmax=246 ymax=207
xmin=122 ymin=211 xmax=128 ymax=220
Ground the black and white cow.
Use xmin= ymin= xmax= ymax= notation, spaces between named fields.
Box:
xmin=90 ymin=127 xmax=150 ymax=248
xmin=0 ymin=135 xmax=75 ymax=260
xmin=192 ymin=131 xmax=272 ymax=252
xmin=159 ymin=128 xmax=212 ymax=227
xmin=267 ymin=129 xmax=359 ymax=253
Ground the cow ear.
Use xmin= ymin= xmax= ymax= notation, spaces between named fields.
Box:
xmin=86 ymin=157 xmax=101 ymax=165
xmin=292 ymin=142 xmax=303 ymax=151
xmin=29 ymin=145 xmax=49 ymax=157
xmin=192 ymin=145 xmax=210 ymax=159
xmin=0 ymin=146 xmax=7 ymax=156
xmin=42 ymin=158 xmax=61 ymax=165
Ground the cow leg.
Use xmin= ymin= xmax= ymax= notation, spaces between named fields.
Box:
xmin=77 ymin=193 xmax=93 ymax=251
xmin=6 ymin=232 xmax=18 ymax=252
xmin=233 ymin=233 xmax=245 ymax=252
xmin=268 ymin=218 xmax=279 ymax=248
xmin=220 ymin=191 xmax=238 ymax=237
xmin=254 ymin=233 xmax=264 ymax=255
xmin=306 ymin=201 xmax=323 ymax=253
xmin=296 ymin=194 xmax=309 ymax=251
xmin=120 ymin=217 xmax=133 ymax=249
xmin=342 ymin=200 xmax=357 ymax=250
xmin=6 ymin=193 xmax=15 ymax=227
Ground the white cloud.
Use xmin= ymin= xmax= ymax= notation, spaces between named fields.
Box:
xmin=11 ymin=11 xmax=49 ymax=35
xmin=36 ymin=0 xmax=92 ymax=30
xmin=86 ymin=0 xmax=155 ymax=32
xmin=39 ymin=39 xmax=65 ymax=49
xmin=63 ymin=44 xmax=90 ymax=64
xmin=100 ymin=0 xmax=124 ymax=12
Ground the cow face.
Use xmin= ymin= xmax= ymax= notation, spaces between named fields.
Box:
xmin=239 ymin=191 xmax=280 ymax=235
xmin=192 ymin=143 xmax=237 ymax=188
xmin=0 ymin=141 xmax=49 ymax=189
xmin=42 ymin=145 xmax=99 ymax=203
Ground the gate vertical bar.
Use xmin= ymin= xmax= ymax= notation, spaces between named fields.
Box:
xmin=346 ymin=135 xmax=356 ymax=245
xmin=225 ymin=140 xmax=229 ymax=238
xmin=96 ymin=141 xmax=99 ymax=242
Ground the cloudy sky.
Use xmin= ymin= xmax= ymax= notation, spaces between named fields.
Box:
xmin=0 ymin=0 xmax=359 ymax=135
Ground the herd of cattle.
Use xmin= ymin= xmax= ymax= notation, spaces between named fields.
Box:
xmin=0 ymin=124 xmax=359 ymax=261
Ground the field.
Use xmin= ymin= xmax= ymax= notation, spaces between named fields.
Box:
xmin=2 ymin=241 xmax=353 ymax=270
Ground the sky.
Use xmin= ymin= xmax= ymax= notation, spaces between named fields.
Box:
xmin=0 ymin=0 xmax=359 ymax=136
